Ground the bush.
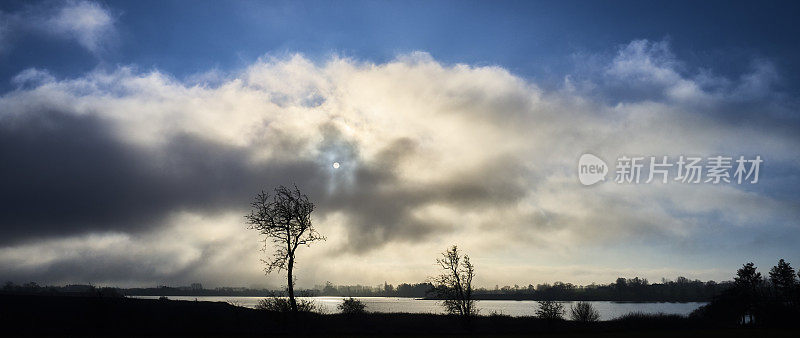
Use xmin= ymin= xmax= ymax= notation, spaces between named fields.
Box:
xmin=569 ymin=301 xmax=600 ymax=322
xmin=536 ymin=300 xmax=565 ymax=320
xmin=255 ymin=297 xmax=318 ymax=313
xmin=337 ymin=297 xmax=366 ymax=314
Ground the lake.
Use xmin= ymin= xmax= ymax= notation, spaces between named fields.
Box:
xmin=132 ymin=296 xmax=706 ymax=320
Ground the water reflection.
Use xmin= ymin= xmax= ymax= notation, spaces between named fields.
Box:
xmin=133 ymin=296 xmax=705 ymax=320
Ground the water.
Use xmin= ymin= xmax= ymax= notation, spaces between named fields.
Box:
xmin=132 ymin=296 xmax=705 ymax=321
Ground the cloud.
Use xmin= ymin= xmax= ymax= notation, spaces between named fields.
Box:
xmin=11 ymin=68 xmax=55 ymax=87
xmin=45 ymin=0 xmax=115 ymax=53
xmin=0 ymin=212 xmax=267 ymax=287
xmin=0 ymin=0 xmax=116 ymax=54
xmin=0 ymin=41 xmax=799 ymax=286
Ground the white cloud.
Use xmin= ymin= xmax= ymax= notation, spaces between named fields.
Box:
xmin=45 ymin=0 xmax=115 ymax=54
xmin=11 ymin=68 xmax=55 ymax=87
xmin=0 ymin=1 xmax=116 ymax=54
xmin=607 ymin=40 xmax=680 ymax=84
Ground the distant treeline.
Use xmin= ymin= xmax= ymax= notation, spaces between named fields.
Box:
xmin=315 ymin=277 xmax=730 ymax=301
xmin=318 ymin=282 xmax=435 ymax=298
xmin=4 ymin=277 xmax=730 ymax=301
xmin=124 ymin=283 xmax=438 ymax=298
xmin=472 ymin=277 xmax=730 ymax=302
xmin=1 ymin=282 xmax=122 ymax=297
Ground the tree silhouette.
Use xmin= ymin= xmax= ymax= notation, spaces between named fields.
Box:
xmin=432 ymin=245 xmax=477 ymax=317
xmin=245 ymin=185 xmax=325 ymax=312
xmin=769 ymin=259 xmax=797 ymax=292
xmin=735 ymin=262 xmax=762 ymax=290
xmin=734 ymin=262 xmax=762 ymax=325
xmin=338 ymin=297 xmax=367 ymax=314
xmin=536 ymin=300 xmax=565 ymax=320
xmin=569 ymin=301 xmax=600 ymax=322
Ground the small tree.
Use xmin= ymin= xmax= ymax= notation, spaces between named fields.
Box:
xmin=338 ymin=297 xmax=366 ymax=314
xmin=245 ymin=185 xmax=325 ymax=313
xmin=735 ymin=262 xmax=763 ymax=290
xmin=769 ymin=259 xmax=797 ymax=292
xmin=432 ymin=245 xmax=477 ymax=317
xmin=536 ymin=300 xmax=565 ymax=320
xmin=570 ymin=301 xmax=600 ymax=322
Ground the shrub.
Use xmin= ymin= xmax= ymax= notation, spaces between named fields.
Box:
xmin=255 ymin=297 xmax=317 ymax=313
xmin=536 ymin=300 xmax=565 ymax=320
xmin=337 ymin=297 xmax=366 ymax=314
xmin=570 ymin=301 xmax=600 ymax=322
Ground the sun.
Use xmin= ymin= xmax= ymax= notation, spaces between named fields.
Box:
xmin=332 ymin=162 xmax=340 ymax=169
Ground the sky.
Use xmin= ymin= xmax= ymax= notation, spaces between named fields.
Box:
xmin=0 ymin=0 xmax=799 ymax=289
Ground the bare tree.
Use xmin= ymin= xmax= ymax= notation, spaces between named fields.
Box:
xmin=245 ymin=185 xmax=325 ymax=312
xmin=432 ymin=245 xmax=477 ymax=317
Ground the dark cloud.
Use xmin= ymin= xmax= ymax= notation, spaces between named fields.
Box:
xmin=0 ymin=109 xmax=323 ymax=245
xmin=314 ymin=134 xmax=533 ymax=253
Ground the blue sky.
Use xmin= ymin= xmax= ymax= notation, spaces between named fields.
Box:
xmin=0 ymin=0 xmax=799 ymax=288
xmin=3 ymin=1 xmax=799 ymax=93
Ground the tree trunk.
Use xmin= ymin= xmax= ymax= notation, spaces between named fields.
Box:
xmin=287 ymin=255 xmax=298 ymax=312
